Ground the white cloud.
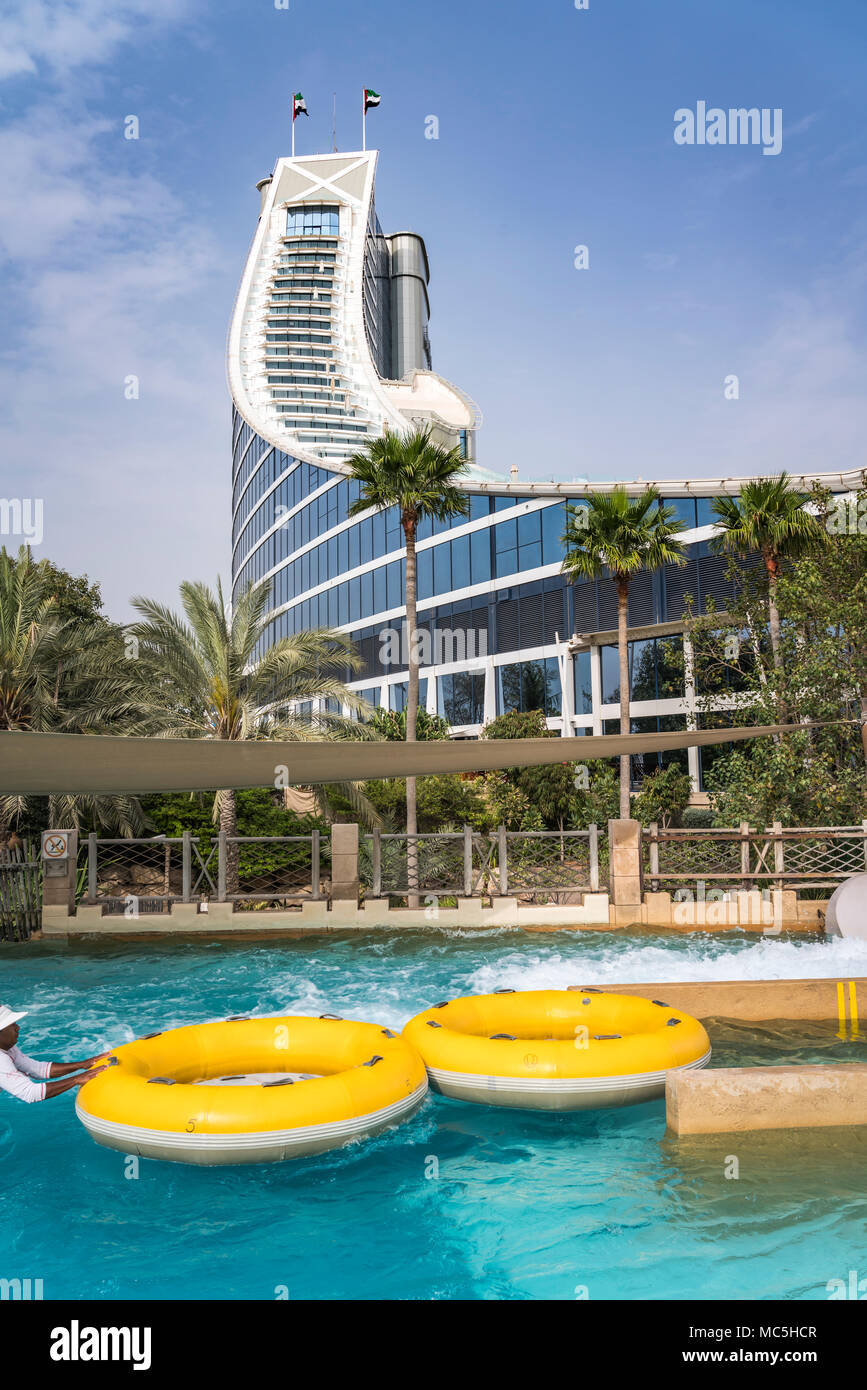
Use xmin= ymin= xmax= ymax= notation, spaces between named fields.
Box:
xmin=0 ymin=0 xmax=190 ymax=82
xmin=0 ymin=3 xmax=231 ymax=618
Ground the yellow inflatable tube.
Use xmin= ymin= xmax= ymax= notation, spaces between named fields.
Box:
xmin=77 ymin=1015 xmax=428 ymax=1165
xmin=403 ymin=988 xmax=711 ymax=1110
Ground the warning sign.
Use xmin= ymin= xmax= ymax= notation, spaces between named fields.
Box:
xmin=42 ymin=832 xmax=71 ymax=861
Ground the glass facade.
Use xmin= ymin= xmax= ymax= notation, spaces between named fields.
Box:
xmin=231 ymin=396 xmax=754 ymax=792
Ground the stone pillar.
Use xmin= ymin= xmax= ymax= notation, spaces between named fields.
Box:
xmin=41 ymin=830 xmax=78 ymax=917
xmin=608 ymin=819 xmax=643 ymax=907
xmin=330 ymin=823 xmax=359 ymax=903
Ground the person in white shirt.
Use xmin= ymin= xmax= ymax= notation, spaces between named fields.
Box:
xmin=0 ymin=1005 xmax=107 ymax=1103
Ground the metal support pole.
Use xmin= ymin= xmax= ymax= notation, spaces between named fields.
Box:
xmin=463 ymin=825 xmax=473 ymax=898
xmin=182 ymin=832 xmax=191 ymax=903
xmin=648 ymin=822 xmax=659 ymax=890
xmin=87 ymin=833 xmax=97 ymax=903
xmin=740 ymin=821 xmax=751 ymax=888
xmin=498 ymin=826 xmax=508 ymax=897
xmin=311 ymin=830 xmax=320 ymax=901
xmin=773 ymin=820 xmax=784 ymax=891
xmin=372 ymin=828 xmax=382 ymax=898
xmin=589 ymin=823 xmax=599 ymax=892
xmin=217 ymin=831 xmax=227 ymax=903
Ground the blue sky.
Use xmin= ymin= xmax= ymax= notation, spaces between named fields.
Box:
xmin=1 ymin=0 xmax=866 ymax=617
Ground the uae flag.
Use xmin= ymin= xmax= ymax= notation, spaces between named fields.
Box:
xmin=293 ymin=92 xmax=308 ymax=121
xmin=363 ymin=89 xmax=381 ymax=114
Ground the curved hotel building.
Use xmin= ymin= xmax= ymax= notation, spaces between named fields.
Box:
xmin=229 ymin=150 xmax=860 ymax=796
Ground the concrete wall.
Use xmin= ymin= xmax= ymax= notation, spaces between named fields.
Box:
xmin=618 ymin=977 xmax=864 ymax=1024
xmin=667 ymin=1065 xmax=867 ymax=1134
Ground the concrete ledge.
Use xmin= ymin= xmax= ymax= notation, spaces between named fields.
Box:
xmin=618 ymin=977 xmax=864 ymax=1023
xmin=37 ymin=892 xmax=825 ymax=936
xmin=667 ymin=1064 xmax=867 ymax=1135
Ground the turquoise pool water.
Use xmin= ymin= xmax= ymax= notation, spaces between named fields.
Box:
xmin=1 ymin=929 xmax=865 ymax=1301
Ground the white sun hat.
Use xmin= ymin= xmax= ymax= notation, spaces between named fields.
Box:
xmin=0 ymin=1006 xmax=27 ymax=1030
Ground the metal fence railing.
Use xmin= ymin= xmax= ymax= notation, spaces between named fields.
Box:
xmin=643 ymin=821 xmax=867 ymax=894
xmin=85 ymin=835 xmax=186 ymax=912
xmin=361 ymin=831 xmax=465 ymax=898
xmin=75 ymin=820 xmax=866 ymax=915
xmin=218 ymin=833 xmax=326 ymax=904
xmin=360 ymin=826 xmax=599 ymax=901
xmin=503 ymin=829 xmax=598 ymax=898
xmin=84 ymin=832 xmax=326 ymax=911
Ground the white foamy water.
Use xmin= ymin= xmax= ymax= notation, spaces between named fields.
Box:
xmin=464 ymin=935 xmax=867 ymax=996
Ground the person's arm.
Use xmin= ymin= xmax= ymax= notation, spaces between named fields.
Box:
xmin=2 ymin=1050 xmax=107 ymax=1102
xmin=48 ymin=1056 xmax=109 ymax=1078
xmin=43 ymin=1067 xmax=107 ymax=1100
xmin=11 ymin=1047 xmax=108 ymax=1080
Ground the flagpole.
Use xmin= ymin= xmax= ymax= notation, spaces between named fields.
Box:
xmin=362 ymin=89 xmax=366 ymax=152
xmin=292 ymin=97 xmax=295 ymax=159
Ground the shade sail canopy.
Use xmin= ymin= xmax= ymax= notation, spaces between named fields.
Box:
xmin=0 ymin=725 xmax=797 ymax=796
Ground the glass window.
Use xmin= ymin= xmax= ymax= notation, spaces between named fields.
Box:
xmin=601 ymin=645 xmax=621 ymax=704
xmin=518 ymin=540 xmax=542 ymax=572
xmin=574 ymin=650 xmax=592 ymax=715
xmin=517 ymin=511 xmax=541 ymax=548
xmin=629 ymin=639 xmax=657 ymax=702
xmin=372 ymin=510 xmax=386 ymax=557
xmin=695 ymin=497 xmax=717 ymax=528
xmin=471 ymin=527 xmax=491 ymax=584
xmin=656 ymin=636 xmax=684 ymax=698
xmin=433 ymin=543 xmax=451 ymax=595
xmin=355 ymin=687 xmax=382 ymax=711
xmin=497 ymin=659 xmax=561 ymax=717
xmin=360 ymin=518 xmax=372 ymax=566
xmin=373 ymin=565 xmax=387 ymax=614
xmin=438 ymin=672 xmax=485 ymax=725
xmin=469 ymin=495 xmax=490 ymax=521
xmin=386 ymin=561 xmax=402 ymax=609
xmin=360 ymin=570 xmax=373 ymax=617
xmin=417 ymin=549 xmax=434 ymax=601
xmin=349 ymin=577 xmax=360 ymax=622
xmin=494 ymin=518 xmax=517 ymax=552
xmin=663 ymin=497 xmax=697 ymax=528
xmin=285 ymin=204 xmax=340 ymax=237
xmin=541 ymin=503 xmax=566 ymax=565
xmin=496 ymin=549 xmax=517 ymax=579
xmin=390 ymin=680 xmax=428 ymax=712
xmin=451 ymin=535 xmax=470 ymax=591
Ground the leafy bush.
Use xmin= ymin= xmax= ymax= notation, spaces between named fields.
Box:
xmin=633 ymin=763 xmax=692 ymax=828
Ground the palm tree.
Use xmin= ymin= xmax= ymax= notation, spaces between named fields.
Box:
xmin=710 ymin=474 xmax=824 ymax=678
xmin=562 ymin=488 xmax=687 ymax=819
xmin=0 ymin=547 xmax=147 ymax=835
xmin=128 ymin=577 xmax=373 ymax=893
xmin=344 ymin=427 xmax=469 ymax=901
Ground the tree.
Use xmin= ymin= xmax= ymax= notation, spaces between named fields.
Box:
xmin=633 ymin=763 xmax=692 ymax=828
xmin=710 ymin=473 xmax=823 ymax=682
xmin=686 ymin=493 xmax=867 ymax=824
xmin=562 ymin=488 xmax=687 ymax=819
xmin=34 ymin=560 xmax=106 ymax=625
xmin=128 ymin=577 xmax=372 ymax=893
xmin=0 ymin=547 xmax=146 ymax=836
xmin=482 ymin=709 xmax=578 ymax=831
xmin=369 ymin=706 xmax=450 ymax=742
xmin=363 ymin=773 xmax=487 ymax=834
xmin=345 ymin=427 xmax=469 ymax=901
